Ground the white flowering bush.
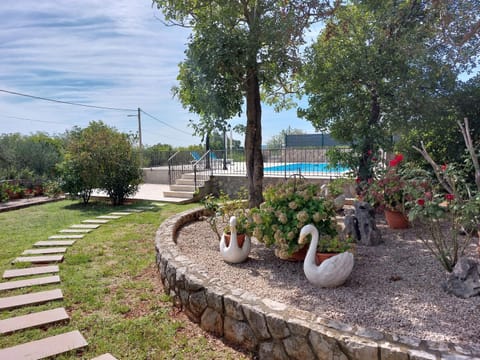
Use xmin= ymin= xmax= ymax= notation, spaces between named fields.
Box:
xmin=250 ymin=180 xmax=338 ymax=256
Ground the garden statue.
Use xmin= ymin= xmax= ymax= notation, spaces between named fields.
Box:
xmin=219 ymin=216 xmax=251 ymax=263
xmin=443 ymin=257 xmax=480 ymax=299
xmin=353 ymin=201 xmax=383 ymax=246
xmin=299 ymin=224 xmax=354 ymax=288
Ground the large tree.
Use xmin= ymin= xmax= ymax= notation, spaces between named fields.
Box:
xmin=153 ymin=0 xmax=339 ymax=207
xmin=299 ymin=1 xmax=457 ymax=181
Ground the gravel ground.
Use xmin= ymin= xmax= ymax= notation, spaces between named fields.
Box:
xmin=176 ymin=214 xmax=480 ymax=348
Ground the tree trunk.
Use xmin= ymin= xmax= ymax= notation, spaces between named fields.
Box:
xmin=245 ymin=68 xmax=264 ymax=208
xmin=359 ymin=88 xmax=380 ymax=181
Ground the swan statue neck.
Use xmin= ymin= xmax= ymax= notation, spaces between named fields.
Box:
xmin=304 ymin=224 xmax=319 ymax=265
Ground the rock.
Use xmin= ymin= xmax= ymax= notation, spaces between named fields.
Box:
xmin=259 ymin=341 xmax=290 ymax=360
xmin=343 ymin=208 xmax=360 ymax=242
xmin=333 ymin=194 xmax=346 ymax=211
xmin=443 ymin=257 xmax=480 ymax=298
xmin=354 ymin=201 xmax=383 ymax=246
xmin=200 ymin=308 xmax=223 ymax=336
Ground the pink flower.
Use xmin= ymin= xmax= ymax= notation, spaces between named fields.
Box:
xmin=417 ymin=198 xmax=425 ymax=206
xmin=445 ymin=194 xmax=455 ymax=201
xmin=441 ymin=164 xmax=447 ymax=171
xmin=425 ymin=192 xmax=432 ymax=200
xmin=367 ymin=149 xmax=372 ymax=156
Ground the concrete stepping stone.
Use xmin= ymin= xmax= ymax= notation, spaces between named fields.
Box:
xmin=49 ymin=234 xmax=84 ymax=239
xmin=70 ymin=224 xmax=100 ymax=229
xmin=82 ymin=219 xmax=109 ymax=224
xmin=109 ymin=212 xmax=132 ymax=216
xmin=0 ymin=275 xmax=60 ymax=291
xmin=60 ymin=228 xmax=92 ymax=233
xmin=22 ymin=247 xmax=67 ymax=255
xmin=96 ymin=215 xmax=121 ymax=219
xmin=3 ymin=265 xmax=59 ymax=279
xmin=0 ymin=330 xmax=87 ymax=359
xmin=124 ymin=208 xmax=143 ymax=212
xmin=0 ymin=288 xmax=63 ymax=310
xmin=35 ymin=240 xmax=76 ymax=247
xmin=137 ymin=206 xmax=155 ymax=210
xmin=0 ymin=307 xmax=69 ymax=334
xmin=92 ymin=353 xmax=118 ymax=360
xmin=13 ymin=255 xmax=64 ymax=264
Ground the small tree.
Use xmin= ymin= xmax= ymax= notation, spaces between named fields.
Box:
xmin=60 ymin=121 xmax=142 ymax=205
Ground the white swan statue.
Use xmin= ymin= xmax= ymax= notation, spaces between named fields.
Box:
xmin=299 ymin=224 xmax=354 ymax=288
xmin=219 ymin=216 xmax=251 ymax=263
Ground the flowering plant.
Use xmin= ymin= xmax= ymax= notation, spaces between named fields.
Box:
xmin=363 ymin=154 xmax=426 ymax=213
xmin=250 ymin=179 xmax=339 ymax=257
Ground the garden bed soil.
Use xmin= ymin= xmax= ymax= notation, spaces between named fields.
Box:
xmin=176 ymin=214 xmax=480 ymax=350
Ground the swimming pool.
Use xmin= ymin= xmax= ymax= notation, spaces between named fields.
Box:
xmin=264 ymin=162 xmax=348 ymax=174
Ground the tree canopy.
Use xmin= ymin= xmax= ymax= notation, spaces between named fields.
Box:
xmin=154 ymin=0 xmax=339 ymax=207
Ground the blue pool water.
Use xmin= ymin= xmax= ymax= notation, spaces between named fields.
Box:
xmin=264 ymin=162 xmax=348 ymax=173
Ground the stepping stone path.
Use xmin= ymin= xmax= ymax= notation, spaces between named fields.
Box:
xmin=60 ymin=228 xmax=92 ymax=233
xmin=82 ymin=219 xmax=109 ymax=224
xmin=49 ymin=234 xmax=84 ymax=239
xmin=0 ymin=204 xmax=153 ymax=358
xmin=70 ymin=224 xmax=100 ymax=229
xmin=13 ymin=254 xmax=64 ymax=264
xmin=3 ymin=265 xmax=59 ymax=279
xmin=22 ymin=247 xmax=67 ymax=255
xmin=0 ymin=330 xmax=88 ymax=359
xmin=35 ymin=240 xmax=76 ymax=247
xmin=0 ymin=289 xmax=63 ymax=310
xmin=0 ymin=275 xmax=60 ymax=291
xmin=0 ymin=307 xmax=69 ymax=334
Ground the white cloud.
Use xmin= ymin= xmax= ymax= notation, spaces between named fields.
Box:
xmin=0 ymin=0 xmax=315 ymax=146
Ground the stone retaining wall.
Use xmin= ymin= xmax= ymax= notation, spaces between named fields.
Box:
xmin=155 ymin=208 xmax=478 ymax=360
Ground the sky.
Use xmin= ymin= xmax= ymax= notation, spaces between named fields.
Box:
xmin=0 ymin=0 xmax=318 ymax=147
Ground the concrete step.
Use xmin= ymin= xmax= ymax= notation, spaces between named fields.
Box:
xmin=92 ymin=353 xmax=118 ymax=360
xmin=49 ymin=234 xmax=84 ymax=239
xmin=180 ymin=173 xmax=196 ymax=179
xmin=0 ymin=288 xmax=63 ymax=310
xmin=70 ymin=224 xmax=100 ymax=229
xmin=0 ymin=307 xmax=69 ymax=334
xmin=13 ymin=255 xmax=64 ymax=264
xmin=97 ymin=215 xmax=121 ymax=219
xmin=82 ymin=219 xmax=109 ymax=224
xmin=3 ymin=265 xmax=59 ymax=279
xmin=175 ymin=178 xmax=198 ymax=186
xmin=109 ymin=212 xmax=132 ymax=216
xmin=35 ymin=240 xmax=76 ymax=247
xmin=22 ymin=247 xmax=67 ymax=255
xmin=0 ymin=275 xmax=60 ymax=291
xmin=170 ymin=184 xmax=196 ymax=192
xmin=0 ymin=330 xmax=87 ymax=359
xmin=163 ymin=190 xmax=194 ymax=199
xmin=59 ymin=228 xmax=92 ymax=233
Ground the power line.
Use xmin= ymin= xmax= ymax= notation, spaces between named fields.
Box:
xmin=4 ymin=115 xmax=71 ymax=126
xmin=0 ymin=89 xmax=136 ymax=112
xmin=140 ymin=109 xmax=191 ymax=135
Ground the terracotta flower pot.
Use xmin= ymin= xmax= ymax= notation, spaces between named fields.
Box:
xmin=315 ymin=252 xmax=338 ymax=265
xmin=223 ymin=233 xmax=246 ymax=248
xmin=384 ymin=209 xmax=409 ymax=229
xmin=275 ymin=246 xmax=339 ymax=265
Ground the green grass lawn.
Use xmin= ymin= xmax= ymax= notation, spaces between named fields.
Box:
xmin=0 ymin=199 xmax=250 ymax=359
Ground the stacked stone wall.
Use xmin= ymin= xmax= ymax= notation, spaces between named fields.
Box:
xmin=155 ymin=208 xmax=479 ymax=360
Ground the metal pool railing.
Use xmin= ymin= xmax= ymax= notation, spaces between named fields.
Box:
xmin=165 ymin=147 xmax=350 ymax=188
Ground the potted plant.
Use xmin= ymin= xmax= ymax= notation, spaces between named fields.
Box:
xmin=363 ymin=154 xmax=427 ymax=228
xmin=223 ymin=210 xmax=252 ymax=248
xmin=251 ymin=179 xmax=339 ymax=259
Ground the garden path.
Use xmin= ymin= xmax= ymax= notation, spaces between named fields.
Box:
xmin=0 ymin=206 xmax=154 ymax=359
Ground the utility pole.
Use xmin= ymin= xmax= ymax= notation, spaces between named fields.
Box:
xmin=137 ymin=107 xmax=142 ymax=151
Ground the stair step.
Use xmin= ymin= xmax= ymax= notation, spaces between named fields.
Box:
xmin=0 ymin=307 xmax=69 ymax=334
xmin=49 ymin=234 xmax=85 ymax=239
xmin=91 ymin=353 xmax=118 ymax=360
xmin=170 ymin=184 xmax=196 ymax=192
xmin=163 ymin=191 xmax=194 ymax=199
xmin=109 ymin=212 xmax=132 ymax=216
xmin=0 ymin=330 xmax=87 ymax=359
xmin=175 ymin=179 xmax=197 ymax=186
xmin=22 ymin=247 xmax=67 ymax=255
xmin=35 ymin=240 xmax=76 ymax=247
xmin=3 ymin=265 xmax=59 ymax=279
xmin=0 ymin=275 xmax=60 ymax=291
xmin=13 ymin=255 xmax=64 ymax=264
xmin=0 ymin=288 xmax=63 ymax=310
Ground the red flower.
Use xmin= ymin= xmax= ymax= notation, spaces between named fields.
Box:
xmin=445 ymin=194 xmax=455 ymax=201
xmin=367 ymin=149 xmax=372 ymax=156
xmin=389 ymin=153 xmax=404 ymax=167
xmin=425 ymin=192 xmax=432 ymax=200
xmin=372 ymin=157 xmax=377 ymax=162
xmin=417 ymin=198 xmax=425 ymax=206
xmin=441 ymin=164 xmax=447 ymax=171
xmin=355 ymin=177 xmax=361 ymax=184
